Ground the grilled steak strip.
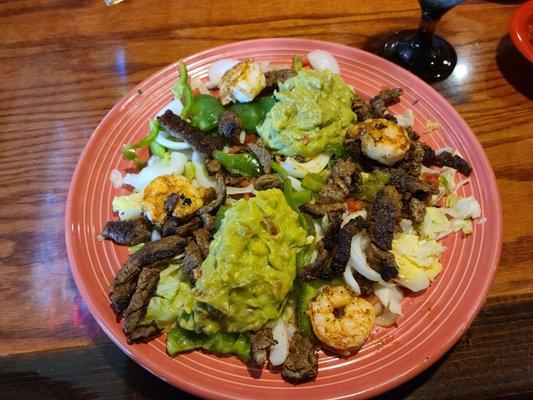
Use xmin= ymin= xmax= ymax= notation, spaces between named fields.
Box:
xmin=389 ymin=168 xmax=438 ymax=199
xmin=249 ymin=328 xmax=277 ymax=367
xmin=315 ymin=159 xmax=361 ymax=205
xmin=261 ymin=68 xmax=296 ymax=95
xmin=157 ymin=110 xmax=225 ymax=155
xmin=218 ymin=110 xmax=242 ymax=144
xmin=301 ymin=203 xmax=346 ymax=218
xmin=421 ymin=143 xmax=472 ymax=176
xmin=122 ymin=263 xmax=166 ymax=343
xmin=247 ymin=142 xmax=273 ymax=174
xmin=281 ymin=333 xmax=318 ymax=383
xmin=322 ymin=211 xmax=343 ymax=252
xmin=297 ymin=242 xmax=332 ymax=282
xmin=101 ymin=218 xmax=152 ymax=246
xmin=330 ymin=216 xmax=367 ymax=274
xmin=253 ymin=173 xmax=283 ymax=190
xmin=182 ymin=239 xmax=203 ymax=279
xmin=408 ymin=197 xmax=426 ymax=224
xmin=352 ymin=96 xmax=372 ymax=122
xmin=368 ymin=186 xmax=402 ymax=251
xmin=370 ymin=88 xmax=403 ymax=119
xmin=193 ymin=228 xmax=211 ymax=258
xmin=366 ymin=243 xmax=399 ymax=281
xmin=109 ymin=235 xmax=188 ymax=315
xmin=161 ymin=216 xmax=202 ymax=238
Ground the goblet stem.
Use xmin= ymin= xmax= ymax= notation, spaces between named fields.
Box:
xmin=417 ymin=11 xmax=440 ymax=47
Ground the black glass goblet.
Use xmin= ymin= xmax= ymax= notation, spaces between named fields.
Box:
xmin=379 ymin=0 xmax=466 ymax=82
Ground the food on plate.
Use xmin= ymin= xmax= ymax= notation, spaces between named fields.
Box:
xmin=257 ymin=68 xmax=356 ymax=158
xmin=101 ymin=50 xmax=481 ymax=383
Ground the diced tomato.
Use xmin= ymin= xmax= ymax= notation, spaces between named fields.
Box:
xmin=421 ymin=173 xmax=439 ymax=186
xmin=245 ymin=134 xmax=259 ymax=144
xmin=345 ymin=198 xmax=364 ymax=213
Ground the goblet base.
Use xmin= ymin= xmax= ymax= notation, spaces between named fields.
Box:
xmin=379 ymin=29 xmax=457 ymax=82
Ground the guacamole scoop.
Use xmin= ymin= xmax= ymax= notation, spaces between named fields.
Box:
xmin=170 ymin=189 xmax=307 ymax=334
xmin=257 ymin=69 xmax=356 ymax=159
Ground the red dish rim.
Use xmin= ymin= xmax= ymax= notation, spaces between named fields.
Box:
xmin=509 ymin=1 xmax=533 ymax=62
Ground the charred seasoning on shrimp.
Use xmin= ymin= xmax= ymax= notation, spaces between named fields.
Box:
xmin=308 ymin=285 xmax=375 ymax=356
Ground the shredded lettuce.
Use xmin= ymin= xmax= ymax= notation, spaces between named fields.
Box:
xmin=420 ymin=207 xmax=452 ymax=240
xmin=391 ymin=232 xmax=444 ymax=292
xmin=112 ymin=191 xmax=143 ymax=220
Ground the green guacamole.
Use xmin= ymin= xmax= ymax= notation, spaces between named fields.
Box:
xmin=257 ymin=68 xmax=356 ymax=159
xmin=145 ymin=189 xmax=307 ymax=335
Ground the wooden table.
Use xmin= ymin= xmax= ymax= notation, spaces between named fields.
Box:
xmin=1 ymin=0 xmax=531 ymax=398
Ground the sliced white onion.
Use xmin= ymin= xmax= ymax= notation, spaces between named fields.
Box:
xmin=269 ymin=318 xmax=289 ymax=366
xmin=190 ymin=77 xmax=210 ymax=94
xmin=238 ymin=130 xmax=246 ymax=144
xmin=435 ymin=146 xmax=453 ymax=155
xmin=307 ymin=50 xmax=340 ymax=74
xmin=280 ymin=153 xmax=331 ymax=178
xmin=208 ymin=58 xmax=239 ymax=86
xmin=421 ymin=165 xmax=442 ymax=175
xmin=349 ymin=232 xmax=383 ymax=282
xmin=123 ymin=152 xmax=187 ymax=191
xmin=394 ymin=109 xmax=414 ymax=128
xmin=156 ymin=130 xmax=192 ymax=150
xmin=155 ymin=99 xmax=184 ymax=118
xmin=287 ymin=176 xmax=304 ymax=191
xmin=375 ymin=308 xmax=398 ymax=328
xmin=343 ymin=263 xmax=361 ymax=294
xmin=226 ymin=184 xmax=254 ymax=195
xmin=373 ymin=282 xmax=403 ymax=316
xmin=151 ymin=230 xmax=161 ymax=242
xmin=109 ymin=169 xmax=123 ymax=189
xmin=399 ymin=219 xmax=414 ymax=234
xmin=313 ymin=220 xmax=324 ymax=241
xmin=341 ymin=210 xmax=367 ymax=228
xmin=191 ymin=151 xmax=217 ymax=189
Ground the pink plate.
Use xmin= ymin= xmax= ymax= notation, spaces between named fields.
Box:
xmin=65 ymin=38 xmax=502 ymax=399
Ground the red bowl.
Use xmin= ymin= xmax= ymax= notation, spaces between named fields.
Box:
xmin=509 ymin=1 xmax=533 ymax=62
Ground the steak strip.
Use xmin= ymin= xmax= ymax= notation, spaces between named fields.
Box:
xmin=101 ymin=218 xmax=152 ymax=246
xmin=122 ymin=263 xmax=167 ymax=343
xmin=249 ymin=328 xmax=277 ymax=367
xmin=330 ymin=216 xmax=367 ymax=274
xmin=281 ymin=333 xmax=318 ymax=383
xmin=422 ymin=144 xmax=472 ymax=176
xmin=161 ymin=216 xmax=202 ymax=238
xmin=297 ymin=242 xmax=332 ymax=282
xmin=157 ymin=110 xmax=225 ymax=155
xmin=247 ymin=142 xmax=274 ymax=174
xmin=366 ymin=243 xmax=399 ymax=281
xmin=261 ymin=68 xmax=296 ymax=95
xmin=368 ymin=186 xmax=402 ymax=251
xmin=301 ymin=203 xmax=346 ymax=218
xmin=218 ymin=110 xmax=242 ymax=145
xmin=370 ymin=88 xmax=403 ymax=119
xmin=109 ymin=235 xmax=188 ymax=315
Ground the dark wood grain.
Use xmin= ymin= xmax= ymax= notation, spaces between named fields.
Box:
xmin=0 ymin=0 xmax=531 ymax=398
xmin=1 ymin=295 xmax=531 ymax=400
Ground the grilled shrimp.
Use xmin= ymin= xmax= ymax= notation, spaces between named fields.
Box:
xmin=218 ymin=60 xmax=266 ymax=105
xmin=308 ymin=285 xmax=375 ymax=356
xmin=142 ymin=174 xmax=203 ymax=224
xmin=358 ymin=118 xmax=410 ymax=166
